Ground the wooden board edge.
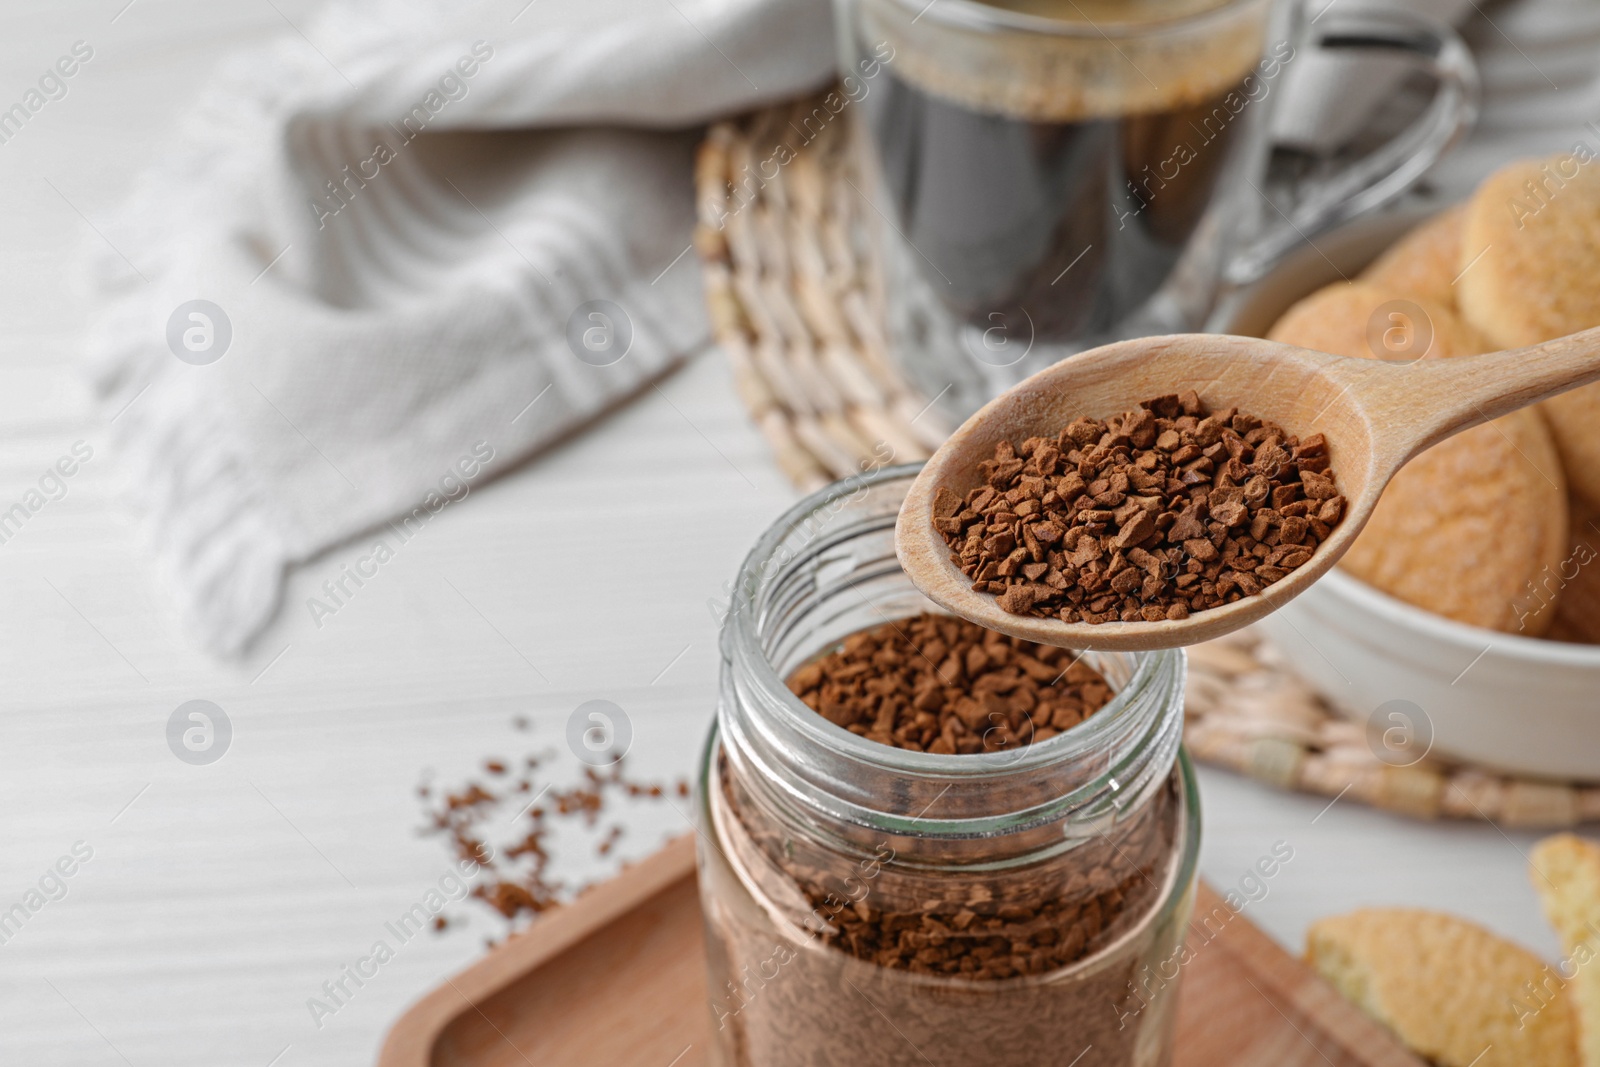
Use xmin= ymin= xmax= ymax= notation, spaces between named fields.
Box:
xmin=374 ymin=835 xmax=698 ymax=1067
xmin=1193 ymin=883 xmax=1426 ymax=1067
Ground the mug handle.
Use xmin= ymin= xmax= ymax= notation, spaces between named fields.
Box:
xmin=1226 ymin=8 xmax=1480 ymax=286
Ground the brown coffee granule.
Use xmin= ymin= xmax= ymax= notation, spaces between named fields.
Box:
xmin=934 ymin=391 xmax=1346 ymax=623
xmin=787 ymin=613 xmax=1112 ymax=753
xmin=717 ymin=748 xmax=1177 ymax=980
xmin=421 ymin=748 xmax=689 ymax=940
xmin=751 ymin=613 xmax=1165 ymax=982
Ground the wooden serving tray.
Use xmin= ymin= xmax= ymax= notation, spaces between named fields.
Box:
xmin=377 ymin=836 xmax=1423 ymax=1067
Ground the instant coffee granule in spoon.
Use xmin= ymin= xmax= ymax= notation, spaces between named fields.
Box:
xmin=934 ymin=391 xmax=1347 ymax=623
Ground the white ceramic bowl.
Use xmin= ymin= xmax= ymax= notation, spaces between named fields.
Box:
xmin=1209 ymin=211 xmax=1600 ymax=781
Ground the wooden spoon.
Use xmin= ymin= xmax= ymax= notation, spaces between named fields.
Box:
xmin=896 ymin=329 xmax=1600 ymax=650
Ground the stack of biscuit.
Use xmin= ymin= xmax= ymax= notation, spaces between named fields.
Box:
xmin=1264 ymin=154 xmax=1600 ymax=641
xmin=1307 ymin=833 xmax=1600 ymax=1067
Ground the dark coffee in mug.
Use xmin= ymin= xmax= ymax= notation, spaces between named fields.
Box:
xmin=857 ymin=0 xmax=1288 ymax=340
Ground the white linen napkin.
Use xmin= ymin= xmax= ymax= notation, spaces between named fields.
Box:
xmin=88 ymin=0 xmax=834 ymax=656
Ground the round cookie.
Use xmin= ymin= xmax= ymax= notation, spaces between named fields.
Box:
xmin=1543 ymin=388 xmax=1600 ymax=512
xmin=1307 ymin=908 xmax=1580 ymax=1067
xmin=1268 ymin=280 xmax=1488 ymax=362
xmin=1458 ymin=154 xmax=1600 ymax=349
xmin=1269 ymin=281 xmax=1568 ymax=634
xmin=1458 ymin=154 xmax=1600 ymax=509
xmin=1361 ymin=204 xmax=1466 ymax=309
xmin=1340 ymin=408 xmax=1567 ymax=634
xmin=1531 ymin=834 xmax=1600 ymax=1067
xmin=1546 ymin=496 xmax=1600 ymax=644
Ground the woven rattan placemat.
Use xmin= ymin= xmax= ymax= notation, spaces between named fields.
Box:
xmin=691 ymin=91 xmax=1599 ymax=827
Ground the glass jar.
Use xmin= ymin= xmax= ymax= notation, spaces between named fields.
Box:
xmin=696 ymin=464 xmax=1198 ymax=1067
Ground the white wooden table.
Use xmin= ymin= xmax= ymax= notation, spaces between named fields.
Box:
xmin=0 ymin=1 xmax=1593 ymax=1064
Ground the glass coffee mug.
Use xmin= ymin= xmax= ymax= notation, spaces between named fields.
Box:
xmin=836 ymin=0 xmax=1479 ymax=420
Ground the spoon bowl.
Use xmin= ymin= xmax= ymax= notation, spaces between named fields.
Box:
xmin=897 ymin=329 xmax=1600 ymax=650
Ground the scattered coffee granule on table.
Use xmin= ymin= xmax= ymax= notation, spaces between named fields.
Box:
xmin=420 ymin=751 xmax=689 ymax=938
xmin=934 ymin=391 xmax=1346 ymax=623
xmin=787 ymin=613 xmax=1112 ymax=753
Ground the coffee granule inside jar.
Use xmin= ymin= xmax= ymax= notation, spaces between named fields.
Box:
xmin=756 ymin=612 xmax=1170 ymax=981
xmin=787 ymin=613 xmax=1113 ymax=753
xmin=933 ymin=391 xmax=1346 ymax=622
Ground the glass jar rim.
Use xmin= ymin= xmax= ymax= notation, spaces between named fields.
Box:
xmin=869 ymin=0 xmax=1267 ymax=41
xmin=723 ymin=462 xmax=1182 ymax=822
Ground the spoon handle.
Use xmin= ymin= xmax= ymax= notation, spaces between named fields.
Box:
xmin=1343 ymin=324 xmax=1600 ymax=471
